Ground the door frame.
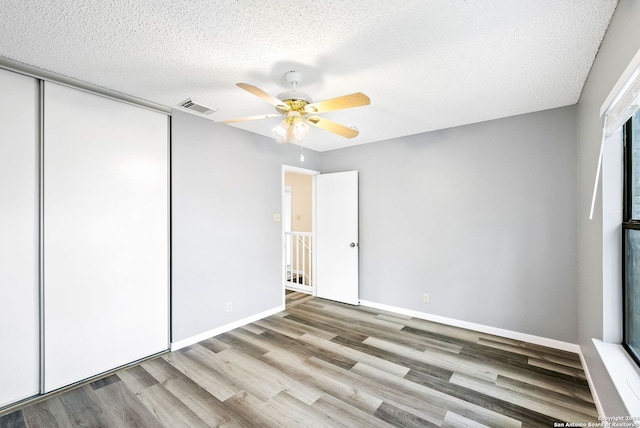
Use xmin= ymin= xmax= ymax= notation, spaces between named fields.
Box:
xmin=281 ymin=165 xmax=320 ymax=305
xmin=283 ymin=186 xmax=292 ymax=269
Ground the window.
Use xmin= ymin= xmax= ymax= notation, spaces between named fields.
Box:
xmin=623 ymin=110 xmax=640 ymax=365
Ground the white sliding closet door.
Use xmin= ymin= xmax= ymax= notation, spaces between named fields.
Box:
xmin=0 ymin=69 xmax=40 ymax=406
xmin=43 ymin=82 xmax=169 ymax=392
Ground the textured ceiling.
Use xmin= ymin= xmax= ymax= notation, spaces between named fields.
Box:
xmin=1 ymin=0 xmax=617 ymax=152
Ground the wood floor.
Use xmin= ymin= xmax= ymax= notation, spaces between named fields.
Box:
xmin=1 ymin=291 xmax=598 ymax=427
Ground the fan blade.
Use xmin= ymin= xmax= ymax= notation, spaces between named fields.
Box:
xmin=220 ymin=113 xmax=281 ymax=124
xmin=307 ymin=116 xmax=359 ymax=139
xmin=304 ymin=92 xmax=370 ymax=114
xmin=237 ymin=83 xmax=290 ymax=111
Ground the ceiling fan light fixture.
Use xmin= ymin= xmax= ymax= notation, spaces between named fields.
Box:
xmin=271 ymin=111 xmax=309 ymax=144
xmin=285 ymin=121 xmax=294 ymax=143
xmin=272 ymin=119 xmax=289 ymax=143
xmin=292 ymin=118 xmax=309 ymax=141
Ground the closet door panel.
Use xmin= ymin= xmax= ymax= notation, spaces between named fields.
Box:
xmin=43 ymin=82 xmax=168 ymax=392
xmin=0 ymin=69 xmax=40 ymax=407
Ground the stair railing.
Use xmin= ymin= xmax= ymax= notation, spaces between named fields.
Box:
xmin=285 ymin=231 xmax=313 ymax=288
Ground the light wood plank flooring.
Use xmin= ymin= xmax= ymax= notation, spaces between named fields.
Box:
xmin=0 ymin=292 xmax=598 ymax=427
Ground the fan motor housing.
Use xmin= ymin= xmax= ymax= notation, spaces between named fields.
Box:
xmin=276 ymin=90 xmax=312 ymax=114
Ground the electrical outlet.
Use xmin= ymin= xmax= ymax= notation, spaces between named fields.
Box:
xmin=226 ymin=302 xmax=232 ymax=312
xmin=423 ymin=293 xmax=430 ymax=304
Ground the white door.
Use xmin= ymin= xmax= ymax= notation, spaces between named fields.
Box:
xmin=316 ymin=171 xmax=359 ymax=305
xmin=43 ymin=82 xmax=169 ymax=392
xmin=0 ymin=68 xmax=40 ymax=407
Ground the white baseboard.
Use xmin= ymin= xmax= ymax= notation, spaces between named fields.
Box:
xmin=359 ymin=300 xmax=580 ymax=353
xmin=172 ymin=300 xmax=580 ymax=354
xmin=170 ymin=305 xmax=285 ymax=351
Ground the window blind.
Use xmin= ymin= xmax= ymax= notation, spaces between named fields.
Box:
xmin=590 ymin=49 xmax=640 ymax=219
xmin=605 ymin=67 xmax=640 ymax=136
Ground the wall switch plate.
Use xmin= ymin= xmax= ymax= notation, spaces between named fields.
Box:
xmin=423 ymin=293 xmax=430 ymax=303
xmin=274 ymin=213 xmax=281 ymax=222
xmin=226 ymin=302 xmax=232 ymax=312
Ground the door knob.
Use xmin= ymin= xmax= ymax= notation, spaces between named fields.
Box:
xmin=350 ymin=242 xmax=358 ymax=248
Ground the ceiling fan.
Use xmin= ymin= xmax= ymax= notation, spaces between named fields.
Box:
xmin=222 ymin=71 xmax=370 ymax=144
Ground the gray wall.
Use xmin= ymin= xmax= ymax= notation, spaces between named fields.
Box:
xmin=576 ymin=0 xmax=640 ymax=416
xmin=171 ymin=110 xmax=321 ymax=342
xmin=322 ymin=106 xmax=578 ymax=342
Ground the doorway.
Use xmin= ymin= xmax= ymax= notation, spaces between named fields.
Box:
xmin=282 ymin=166 xmax=318 ymax=298
xmin=281 ymin=166 xmax=360 ymax=307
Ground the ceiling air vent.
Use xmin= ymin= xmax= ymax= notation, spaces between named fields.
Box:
xmin=179 ymin=98 xmax=217 ymax=115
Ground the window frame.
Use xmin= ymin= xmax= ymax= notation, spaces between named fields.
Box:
xmin=622 ymin=113 xmax=640 ymax=367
